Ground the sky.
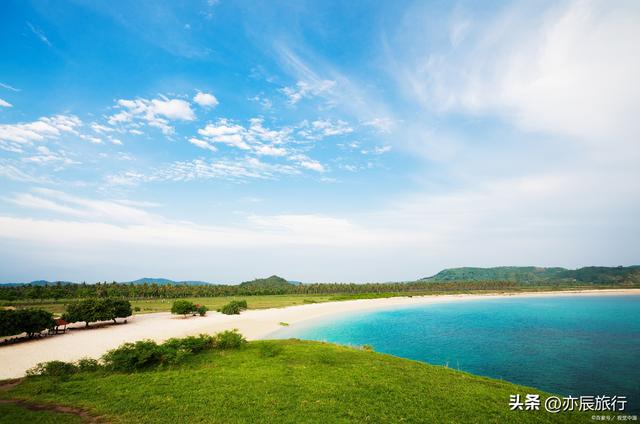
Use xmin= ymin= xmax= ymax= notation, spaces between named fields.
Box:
xmin=0 ymin=0 xmax=639 ymax=284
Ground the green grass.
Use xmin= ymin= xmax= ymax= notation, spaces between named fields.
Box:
xmin=0 ymin=403 xmax=83 ymax=423
xmin=2 ymin=339 xmax=589 ymax=423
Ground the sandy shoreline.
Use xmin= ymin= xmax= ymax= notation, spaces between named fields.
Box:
xmin=1 ymin=288 xmax=638 ymax=379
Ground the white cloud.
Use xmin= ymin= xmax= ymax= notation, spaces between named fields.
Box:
xmin=91 ymin=123 xmax=114 ymax=133
xmin=109 ymin=97 xmax=195 ymax=134
xmin=0 ymin=115 xmax=81 ymax=153
xmin=282 ymin=80 xmax=336 ymax=104
xmin=0 ymin=163 xmax=50 ymax=183
xmin=401 ymin=1 xmax=640 ymax=150
xmin=22 ymin=146 xmax=79 ymax=167
xmin=311 ymin=119 xmax=353 ymax=137
xmin=0 ymin=99 xmax=12 ymax=108
xmin=289 ymin=154 xmax=325 ymax=172
xmin=362 ymin=117 xmax=394 ymax=133
xmin=188 ymin=137 xmax=217 ymax=152
xmin=198 ymin=120 xmax=250 ymax=150
xmin=193 ymin=92 xmax=219 ymax=107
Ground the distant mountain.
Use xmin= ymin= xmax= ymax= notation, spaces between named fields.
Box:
xmin=239 ymin=275 xmax=294 ymax=289
xmin=421 ymin=266 xmax=640 ymax=285
xmin=0 ymin=280 xmax=74 ymax=287
xmin=124 ymin=278 xmax=211 ymax=286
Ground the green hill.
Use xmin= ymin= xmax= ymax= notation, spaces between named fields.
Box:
xmin=422 ymin=265 xmax=640 ymax=284
xmin=239 ymin=275 xmax=293 ymax=289
xmin=124 ymin=278 xmax=211 ymax=286
xmin=1 ymin=339 xmax=585 ymax=423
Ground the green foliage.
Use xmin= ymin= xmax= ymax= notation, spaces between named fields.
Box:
xmin=9 ymin=340 xmax=588 ymax=423
xmin=102 ymin=340 xmax=167 ymax=372
xmin=163 ymin=334 xmax=215 ymax=353
xmin=26 ymin=360 xmax=78 ymax=377
xmin=76 ymin=357 xmax=100 ymax=372
xmin=219 ymin=300 xmax=248 ymax=315
xmin=62 ymin=299 xmax=132 ymax=327
xmin=111 ymin=299 xmax=133 ymax=321
xmin=196 ymin=304 xmax=208 ymax=316
xmin=170 ymin=299 xmax=196 ymax=316
xmin=214 ymin=329 xmax=246 ymax=349
xmin=278 ymin=321 xmax=289 ymax=326
xmin=0 ymin=308 xmax=55 ymax=338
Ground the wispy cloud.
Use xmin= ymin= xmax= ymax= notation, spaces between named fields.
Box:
xmin=26 ymin=21 xmax=52 ymax=47
xmin=0 ymin=82 xmax=20 ymax=92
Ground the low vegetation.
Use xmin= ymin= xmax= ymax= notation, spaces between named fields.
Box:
xmin=3 ymin=338 xmax=587 ymax=423
xmin=219 ymin=299 xmax=247 ymax=315
xmin=26 ymin=331 xmax=246 ymax=376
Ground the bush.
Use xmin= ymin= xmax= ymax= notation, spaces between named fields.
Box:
xmin=102 ymin=340 xmax=167 ymax=372
xmin=171 ymin=300 xmax=196 ymax=317
xmin=163 ymin=334 xmax=215 ymax=353
xmin=26 ymin=360 xmax=78 ymax=377
xmin=134 ymin=306 xmax=141 ymax=312
xmin=27 ymin=331 xmax=246 ymax=376
xmin=0 ymin=309 xmax=55 ymax=338
xmin=214 ymin=329 xmax=246 ymax=349
xmin=76 ymin=358 xmax=101 ymax=372
xmin=196 ymin=305 xmax=208 ymax=316
xmin=219 ymin=300 xmax=248 ymax=315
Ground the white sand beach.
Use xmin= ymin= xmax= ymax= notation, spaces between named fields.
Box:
xmin=1 ymin=288 xmax=638 ymax=380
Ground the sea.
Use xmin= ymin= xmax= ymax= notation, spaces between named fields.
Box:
xmin=271 ymin=294 xmax=640 ymax=412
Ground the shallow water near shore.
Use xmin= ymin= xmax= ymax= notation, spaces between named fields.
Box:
xmin=273 ymin=295 xmax=640 ymax=411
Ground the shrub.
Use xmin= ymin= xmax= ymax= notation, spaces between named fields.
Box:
xmin=196 ymin=305 xmax=208 ymax=316
xmin=27 ymin=331 xmax=247 ymax=377
xmin=219 ymin=300 xmax=248 ymax=315
xmin=214 ymin=329 xmax=246 ymax=349
xmin=76 ymin=358 xmax=101 ymax=372
xmin=26 ymin=360 xmax=78 ymax=377
xmin=102 ymin=340 xmax=167 ymax=372
xmin=163 ymin=334 xmax=215 ymax=353
xmin=279 ymin=322 xmax=289 ymax=326
xmin=171 ymin=300 xmax=196 ymax=317
xmin=361 ymin=345 xmax=374 ymax=352
xmin=134 ymin=306 xmax=141 ymax=312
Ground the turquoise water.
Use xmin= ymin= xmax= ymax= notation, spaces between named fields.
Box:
xmin=272 ymin=295 xmax=640 ymax=411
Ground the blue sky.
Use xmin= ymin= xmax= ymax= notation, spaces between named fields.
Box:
xmin=0 ymin=0 xmax=638 ymax=283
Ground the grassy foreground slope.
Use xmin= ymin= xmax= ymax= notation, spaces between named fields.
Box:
xmin=3 ymin=340 xmax=586 ymax=423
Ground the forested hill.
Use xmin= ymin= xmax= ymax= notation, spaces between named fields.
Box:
xmin=421 ymin=266 xmax=640 ymax=284
xmin=238 ymin=275 xmax=296 ymax=289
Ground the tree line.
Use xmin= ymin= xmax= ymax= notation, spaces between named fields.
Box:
xmin=0 ymin=280 xmax=524 ymax=301
xmin=0 ymin=299 xmax=133 ymax=338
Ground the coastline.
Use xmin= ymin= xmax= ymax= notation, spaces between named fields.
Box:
xmin=0 ymin=288 xmax=638 ymax=380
